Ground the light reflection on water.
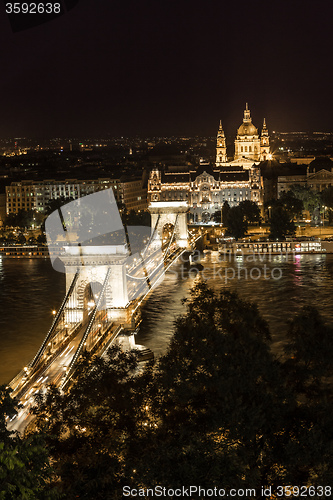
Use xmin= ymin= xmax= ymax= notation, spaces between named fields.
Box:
xmin=0 ymin=253 xmax=333 ymax=384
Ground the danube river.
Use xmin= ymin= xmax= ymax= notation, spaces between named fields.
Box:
xmin=1 ymin=252 xmax=333 ymax=385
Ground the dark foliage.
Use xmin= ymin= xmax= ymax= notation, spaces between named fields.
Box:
xmin=2 ymin=284 xmax=332 ymax=497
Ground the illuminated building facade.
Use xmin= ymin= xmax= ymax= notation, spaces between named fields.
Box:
xmin=6 ymin=178 xmax=147 ymax=214
xmin=0 ymin=194 xmax=6 ymax=226
xmin=148 ymin=164 xmax=263 ymax=223
xmin=277 ymin=157 xmax=333 ymax=197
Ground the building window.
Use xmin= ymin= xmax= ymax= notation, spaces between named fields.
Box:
xmin=245 ymin=146 xmax=248 ymax=152
xmin=249 ymin=146 xmax=252 ymax=152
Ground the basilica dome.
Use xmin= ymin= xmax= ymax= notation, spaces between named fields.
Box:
xmin=237 ymin=122 xmax=258 ymax=137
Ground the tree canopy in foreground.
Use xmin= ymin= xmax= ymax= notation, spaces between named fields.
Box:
xmin=1 ymin=281 xmax=332 ymax=498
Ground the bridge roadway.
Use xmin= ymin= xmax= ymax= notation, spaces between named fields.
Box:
xmin=7 ymin=312 xmax=117 ymax=433
xmin=7 ymin=323 xmax=85 ymax=433
xmin=6 ymin=238 xmax=199 ymax=435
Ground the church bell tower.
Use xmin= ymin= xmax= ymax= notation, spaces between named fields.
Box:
xmin=216 ymin=120 xmax=227 ymax=166
xmin=260 ymin=118 xmax=270 ymax=161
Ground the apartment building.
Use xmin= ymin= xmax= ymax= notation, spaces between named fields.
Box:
xmin=6 ymin=177 xmax=147 ymax=215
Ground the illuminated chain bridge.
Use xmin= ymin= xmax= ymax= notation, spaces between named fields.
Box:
xmin=7 ymin=199 xmax=199 ymax=433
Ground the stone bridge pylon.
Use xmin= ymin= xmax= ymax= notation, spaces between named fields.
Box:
xmin=149 ymin=201 xmax=189 ymax=249
xmin=62 ymin=245 xmax=132 ymax=326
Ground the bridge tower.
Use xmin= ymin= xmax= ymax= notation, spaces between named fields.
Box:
xmin=62 ymin=244 xmax=135 ymax=327
xmin=149 ymin=201 xmax=189 ymax=248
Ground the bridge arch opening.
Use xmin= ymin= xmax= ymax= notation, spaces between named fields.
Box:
xmin=149 ymin=202 xmax=189 ymax=249
xmin=82 ymin=281 xmax=104 ymax=321
xmin=162 ymin=222 xmax=175 ymax=249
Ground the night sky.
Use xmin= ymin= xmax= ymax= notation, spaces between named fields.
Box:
xmin=1 ymin=0 xmax=333 ymax=138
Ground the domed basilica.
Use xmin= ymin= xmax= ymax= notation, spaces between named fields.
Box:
xmin=216 ymin=103 xmax=270 ymax=166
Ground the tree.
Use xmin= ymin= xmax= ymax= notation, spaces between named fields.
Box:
xmin=328 ymin=208 xmax=333 ymax=224
xmin=321 ymin=186 xmax=333 ymax=209
xmin=16 ymin=233 xmax=26 ymax=245
xmin=224 ymin=206 xmax=248 ymax=240
xmin=37 ymin=233 xmax=47 ymax=245
xmin=122 ymin=209 xmax=151 ymax=227
xmin=0 ymin=386 xmax=57 ymax=499
xmin=222 ymin=200 xmax=230 ymax=224
xmin=279 ymin=190 xmax=304 ymax=219
xmin=137 ymin=282 xmax=292 ymax=490
xmin=282 ymin=308 xmax=333 ymax=485
xmin=269 ymin=205 xmax=296 ymax=240
xmin=283 ymin=307 xmax=333 ymax=397
xmin=212 ymin=210 xmax=222 ymax=223
xmin=321 ymin=187 xmax=333 ymax=224
xmin=5 ymin=209 xmax=42 ymax=230
xmin=289 ymin=185 xmax=320 ymax=214
xmin=238 ymin=199 xmax=261 ymax=224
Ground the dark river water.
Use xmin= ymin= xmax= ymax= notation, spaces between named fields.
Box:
xmin=1 ymin=252 xmax=333 ymax=385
